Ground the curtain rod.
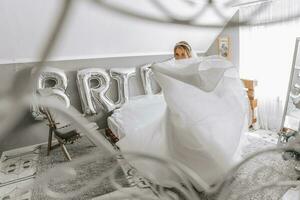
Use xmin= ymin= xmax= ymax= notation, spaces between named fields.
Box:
xmin=231 ymin=0 xmax=272 ymax=7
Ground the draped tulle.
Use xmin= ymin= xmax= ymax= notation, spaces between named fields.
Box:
xmin=114 ymin=56 xmax=249 ymax=187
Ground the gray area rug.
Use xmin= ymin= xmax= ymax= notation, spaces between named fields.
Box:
xmin=30 ymin=131 xmax=299 ymax=200
xmin=157 ymin=132 xmax=299 ymax=200
xmin=212 ymin=132 xmax=299 ymax=200
xmin=32 ymin=136 xmax=129 ymax=200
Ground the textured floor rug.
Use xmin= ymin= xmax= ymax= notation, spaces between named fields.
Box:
xmin=2 ymin=130 xmax=299 ymax=200
xmin=32 ymin=136 xmax=129 ymax=200
xmin=83 ymin=130 xmax=300 ymax=200
xmin=157 ymin=130 xmax=299 ymax=200
xmin=215 ymin=130 xmax=299 ymax=200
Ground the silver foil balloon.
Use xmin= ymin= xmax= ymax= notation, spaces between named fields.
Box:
xmin=36 ymin=67 xmax=68 ymax=90
xmin=140 ymin=64 xmax=161 ymax=95
xmin=140 ymin=64 xmax=154 ymax=95
xmin=77 ymin=68 xmax=115 ymax=115
xmin=110 ymin=67 xmax=136 ymax=107
xmin=42 ymin=88 xmax=70 ymax=107
xmin=31 ymin=67 xmax=69 ymax=120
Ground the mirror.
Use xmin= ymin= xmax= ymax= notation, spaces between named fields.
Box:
xmin=281 ymin=38 xmax=300 ymax=132
xmin=276 ymin=38 xmax=300 ymax=199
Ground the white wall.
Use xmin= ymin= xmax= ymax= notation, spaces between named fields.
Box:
xmin=206 ymin=11 xmax=240 ymax=68
xmin=0 ymin=0 xmax=238 ymax=153
xmin=0 ymin=0 xmax=233 ymax=64
xmin=240 ymin=13 xmax=300 ymax=101
xmin=239 ymin=1 xmax=300 ymax=130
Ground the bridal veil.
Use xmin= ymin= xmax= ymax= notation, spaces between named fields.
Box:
xmin=114 ymin=55 xmax=249 ymax=187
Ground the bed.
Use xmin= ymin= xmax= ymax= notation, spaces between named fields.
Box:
xmin=107 ymin=76 xmax=257 ymax=141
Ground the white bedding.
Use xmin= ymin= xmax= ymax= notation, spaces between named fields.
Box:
xmin=107 ymin=116 xmax=123 ymax=140
xmin=108 ymin=94 xmax=166 ymax=139
xmin=108 ymin=56 xmax=249 ymax=188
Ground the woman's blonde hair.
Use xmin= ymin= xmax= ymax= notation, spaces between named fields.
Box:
xmin=174 ymin=41 xmax=192 ymax=58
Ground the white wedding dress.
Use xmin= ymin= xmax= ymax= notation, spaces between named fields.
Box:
xmin=113 ymin=56 xmax=249 ymax=188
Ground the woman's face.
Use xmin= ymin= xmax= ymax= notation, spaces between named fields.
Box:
xmin=174 ymin=47 xmax=190 ymax=60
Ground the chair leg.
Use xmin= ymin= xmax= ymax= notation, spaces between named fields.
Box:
xmin=60 ymin=142 xmax=72 ymax=161
xmin=47 ymin=128 xmax=53 ymax=156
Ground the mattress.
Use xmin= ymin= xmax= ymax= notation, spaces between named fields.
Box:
xmin=107 ymin=92 xmax=251 ymax=144
xmin=107 ymin=116 xmax=125 ymax=140
xmin=107 ymin=94 xmax=166 ymax=140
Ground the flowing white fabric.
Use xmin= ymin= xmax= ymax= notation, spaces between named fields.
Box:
xmin=114 ymin=56 xmax=249 ymax=187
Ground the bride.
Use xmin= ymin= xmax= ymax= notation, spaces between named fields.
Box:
xmin=112 ymin=41 xmax=249 ymax=188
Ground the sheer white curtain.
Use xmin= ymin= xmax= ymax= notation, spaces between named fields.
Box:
xmin=239 ymin=0 xmax=300 ymax=131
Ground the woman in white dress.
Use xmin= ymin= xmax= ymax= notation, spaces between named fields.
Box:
xmin=113 ymin=41 xmax=249 ymax=189
xmin=173 ymin=41 xmax=193 ymax=60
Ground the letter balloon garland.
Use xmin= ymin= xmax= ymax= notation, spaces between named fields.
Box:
xmin=77 ymin=68 xmax=137 ymax=115
xmin=32 ymin=65 xmax=160 ymax=119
